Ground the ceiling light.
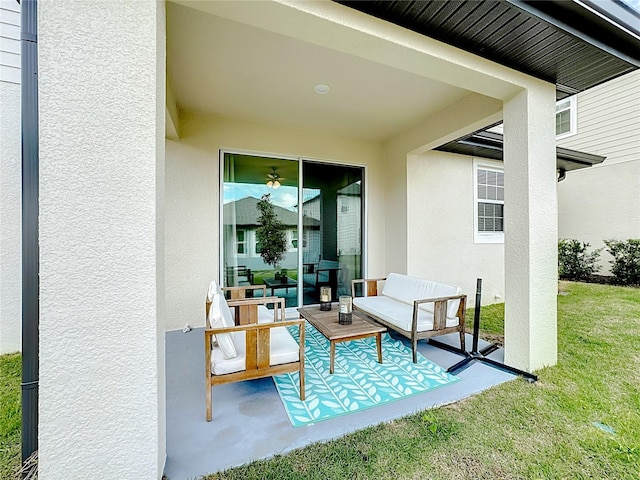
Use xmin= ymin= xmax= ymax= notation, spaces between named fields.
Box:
xmin=266 ymin=167 xmax=282 ymax=189
xmin=314 ymin=84 xmax=331 ymax=95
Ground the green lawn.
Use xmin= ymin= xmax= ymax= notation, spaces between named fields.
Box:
xmin=2 ymin=282 xmax=639 ymax=479
xmin=0 ymin=353 xmax=21 ymax=479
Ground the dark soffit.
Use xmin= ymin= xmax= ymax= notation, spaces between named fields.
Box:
xmin=435 ymin=130 xmax=606 ymax=173
xmin=335 ymin=1 xmax=640 ymax=99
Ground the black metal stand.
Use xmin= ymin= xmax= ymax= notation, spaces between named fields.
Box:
xmin=429 ymin=278 xmax=538 ymax=383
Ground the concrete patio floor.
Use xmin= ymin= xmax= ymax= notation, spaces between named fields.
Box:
xmin=164 ymin=326 xmax=517 ymax=480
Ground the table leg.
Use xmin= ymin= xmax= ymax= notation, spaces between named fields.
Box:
xmin=376 ymin=333 xmax=383 ymax=364
xmin=330 ymin=341 xmax=335 ymax=374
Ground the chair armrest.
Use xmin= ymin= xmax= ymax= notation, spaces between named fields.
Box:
xmin=351 ymin=277 xmax=387 ymax=297
xmin=205 ymin=319 xmax=305 ymax=372
xmin=205 ymin=318 xmax=303 ymax=336
xmin=223 ymin=284 xmax=266 ymax=300
xmin=227 ymin=296 xmax=286 ymax=323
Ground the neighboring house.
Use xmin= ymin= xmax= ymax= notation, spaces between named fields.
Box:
xmin=0 ymin=0 xmax=21 ymax=355
xmin=223 ymin=196 xmax=321 ymax=272
xmin=2 ymin=1 xmax=639 ymax=478
xmin=557 ymin=70 xmax=640 ymax=273
xmin=301 ymin=182 xmax=362 ymax=257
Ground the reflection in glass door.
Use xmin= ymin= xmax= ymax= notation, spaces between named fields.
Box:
xmin=301 ymin=161 xmax=363 ymax=306
xmin=222 ymin=153 xmax=299 ymax=307
xmin=221 ymin=152 xmax=364 ymax=310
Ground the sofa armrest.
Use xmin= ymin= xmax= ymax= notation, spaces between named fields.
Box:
xmin=351 ymin=277 xmax=387 ymax=297
xmin=412 ymin=294 xmax=467 ymax=333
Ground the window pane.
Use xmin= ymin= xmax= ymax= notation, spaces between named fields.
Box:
xmin=556 ymin=110 xmax=570 ymax=135
xmin=478 ymin=185 xmax=487 ymax=200
xmin=477 ymin=169 xmax=487 ymax=184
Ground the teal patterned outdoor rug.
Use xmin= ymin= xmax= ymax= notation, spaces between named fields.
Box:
xmin=273 ymin=322 xmax=459 ymax=427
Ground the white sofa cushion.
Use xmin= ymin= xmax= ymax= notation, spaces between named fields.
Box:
xmin=207 ymin=281 xmax=237 ymax=359
xmin=353 ymin=295 xmax=459 ymax=332
xmin=382 ymin=273 xmax=461 ymax=318
xmin=211 ymin=326 xmax=300 ymax=375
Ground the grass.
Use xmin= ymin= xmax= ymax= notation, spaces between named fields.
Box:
xmin=203 ymin=282 xmax=640 ymax=479
xmin=2 ymin=282 xmax=639 ymax=479
xmin=0 ymin=353 xmax=21 ymax=479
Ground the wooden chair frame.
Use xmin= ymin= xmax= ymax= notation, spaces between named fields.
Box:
xmin=352 ymin=277 xmax=467 ymax=363
xmin=205 ymin=294 xmax=305 ymax=421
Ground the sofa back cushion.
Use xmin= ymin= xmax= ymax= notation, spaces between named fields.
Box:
xmin=207 ymin=281 xmax=238 ymax=359
xmin=382 ymin=273 xmax=461 ymax=318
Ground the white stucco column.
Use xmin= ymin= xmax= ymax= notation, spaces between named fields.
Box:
xmin=38 ymin=1 xmax=166 ymax=478
xmin=0 ymin=79 xmax=22 ymax=355
xmin=503 ymin=85 xmax=558 ymax=372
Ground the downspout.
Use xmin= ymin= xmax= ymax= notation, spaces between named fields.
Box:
xmin=557 ymin=168 xmax=566 ymax=182
xmin=20 ymin=0 xmax=39 ymax=465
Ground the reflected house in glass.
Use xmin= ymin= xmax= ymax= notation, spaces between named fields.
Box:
xmin=223 ymin=196 xmax=321 ymax=278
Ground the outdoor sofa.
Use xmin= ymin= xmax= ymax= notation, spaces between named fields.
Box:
xmin=351 ymin=273 xmax=467 ymax=363
xmin=204 ymin=281 xmax=305 ymax=421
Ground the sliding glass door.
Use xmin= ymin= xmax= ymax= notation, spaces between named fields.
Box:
xmin=221 ymin=152 xmax=363 ymax=310
xmin=301 ymin=161 xmax=363 ymax=305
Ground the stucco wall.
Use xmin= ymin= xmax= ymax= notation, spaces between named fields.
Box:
xmin=38 ymin=0 xmax=166 ymax=477
xmin=165 ymin=112 xmax=384 ymax=331
xmin=407 ymin=152 xmax=505 ymax=304
xmin=0 ymin=80 xmax=21 ymax=354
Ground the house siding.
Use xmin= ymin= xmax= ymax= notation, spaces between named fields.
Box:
xmin=0 ymin=0 xmax=20 ymax=354
xmin=0 ymin=0 xmax=20 ymax=84
xmin=557 ymin=71 xmax=640 ymax=273
xmin=557 ymin=71 xmax=639 ymax=165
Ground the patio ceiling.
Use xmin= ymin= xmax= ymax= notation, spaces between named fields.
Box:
xmin=166 ymin=1 xmax=473 ymax=142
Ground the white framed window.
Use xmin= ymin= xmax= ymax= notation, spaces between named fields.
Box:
xmin=556 ymin=96 xmax=577 ymax=139
xmin=474 ymin=161 xmax=504 ymax=244
xmin=235 ymin=229 xmax=248 ymax=256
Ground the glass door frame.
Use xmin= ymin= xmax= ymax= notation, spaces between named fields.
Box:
xmin=219 ymin=148 xmax=368 ymax=315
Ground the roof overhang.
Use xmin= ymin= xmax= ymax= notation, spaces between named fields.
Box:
xmin=336 ymin=0 xmax=640 ymax=99
xmin=435 ymin=129 xmax=606 ymax=176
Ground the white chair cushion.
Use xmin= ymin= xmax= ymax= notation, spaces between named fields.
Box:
xmin=354 ymin=295 xmax=459 ymax=332
xmin=382 ymin=273 xmax=461 ymax=318
xmin=207 ymin=281 xmax=237 ymax=359
xmin=211 ymin=326 xmax=300 ymax=375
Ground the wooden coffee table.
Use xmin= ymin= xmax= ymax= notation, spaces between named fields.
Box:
xmin=297 ymin=305 xmax=387 ymax=374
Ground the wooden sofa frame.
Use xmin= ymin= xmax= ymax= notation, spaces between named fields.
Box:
xmin=352 ymin=277 xmax=467 ymax=363
xmin=205 ymin=290 xmax=305 ymax=421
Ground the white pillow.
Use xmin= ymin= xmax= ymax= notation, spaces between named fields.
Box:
xmin=207 ymin=281 xmax=237 ymax=359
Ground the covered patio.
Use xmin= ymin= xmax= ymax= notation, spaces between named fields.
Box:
xmin=164 ymin=329 xmax=515 ymax=479
xmin=29 ymin=1 xmax=640 ymax=478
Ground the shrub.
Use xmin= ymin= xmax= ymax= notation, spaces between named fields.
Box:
xmin=604 ymin=239 xmax=640 ymax=285
xmin=558 ymin=239 xmax=601 ymax=281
